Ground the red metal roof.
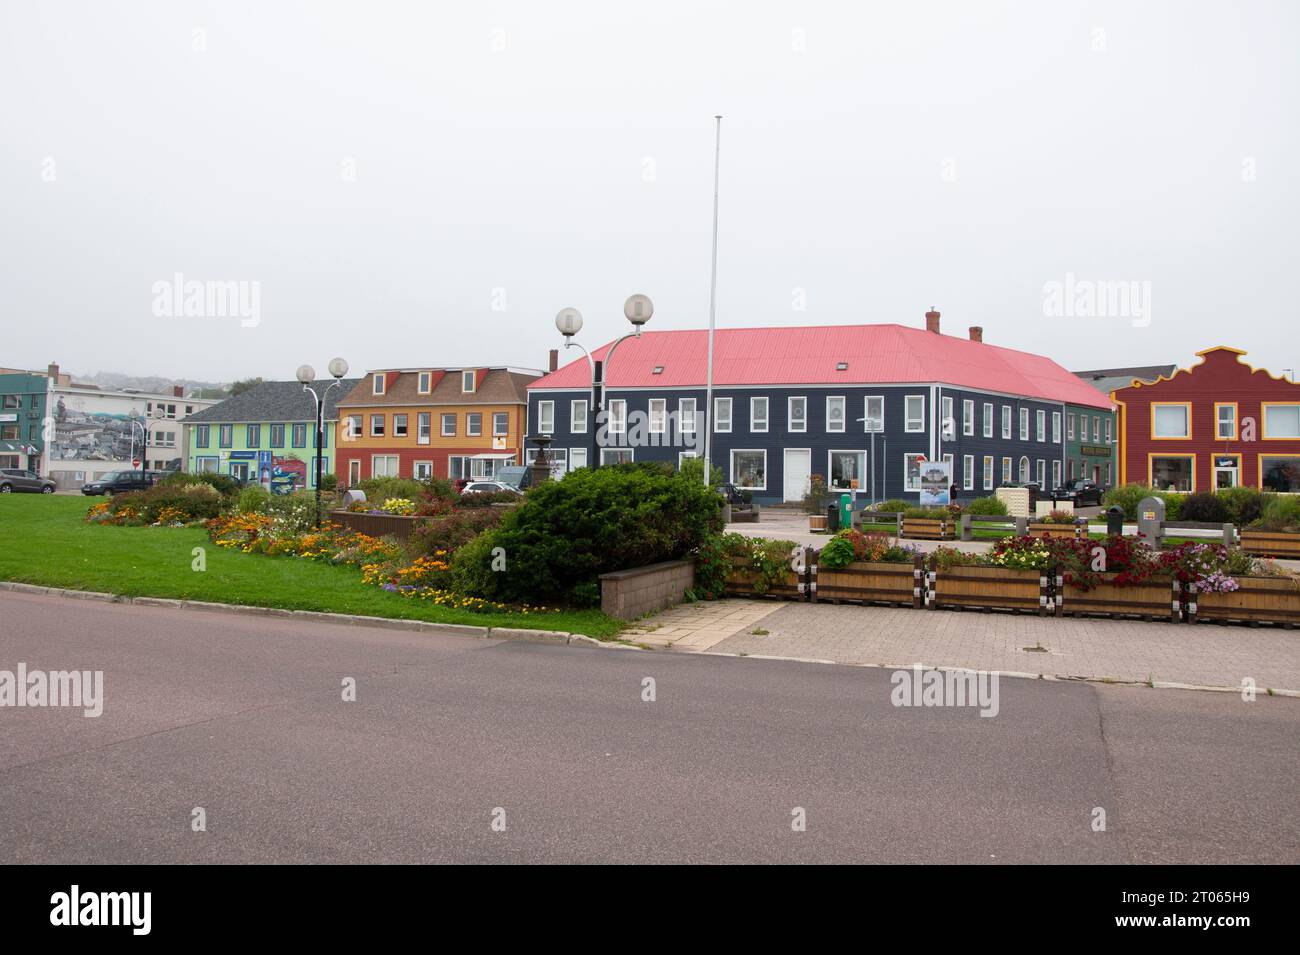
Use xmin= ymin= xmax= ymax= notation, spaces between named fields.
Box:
xmin=529 ymin=324 xmax=1113 ymax=409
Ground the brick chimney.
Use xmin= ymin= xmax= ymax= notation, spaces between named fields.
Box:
xmin=47 ymin=362 xmax=59 ymax=380
xmin=173 ymin=385 xmax=184 ymax=397
xmin=968 ymin=326 xmax=983 ymax=343
xmin=548 ymin=349 xmax=559 ymax=373
xmin=925 ymin=307 xmax=941 ymax=334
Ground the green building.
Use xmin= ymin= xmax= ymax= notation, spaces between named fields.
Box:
xmin=0 ymin=368 xmax=55 ymax=471
xmin=1063 ymin=402 xmax=1117 ymax=486
xmin=184 ymin=379 xmax=359 ymax=489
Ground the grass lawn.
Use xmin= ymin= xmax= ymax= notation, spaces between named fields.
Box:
xmin=0 ymin=496 xmax=624 ymax=638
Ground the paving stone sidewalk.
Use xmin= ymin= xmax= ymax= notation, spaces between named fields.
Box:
xmin=708 ymin=602 xmax=1300 ymax=693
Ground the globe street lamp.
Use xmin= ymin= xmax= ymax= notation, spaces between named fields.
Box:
xmin=297 ymin=357 xmax=349 ymax=527
xmin=553 ymin=294 xmax=653 ymax=470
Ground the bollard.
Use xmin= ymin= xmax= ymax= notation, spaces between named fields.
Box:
xmin=960 ymin=513 xmax=973 ymax=542
xmin=1014 ymin=516 xmax=1028 ymax=536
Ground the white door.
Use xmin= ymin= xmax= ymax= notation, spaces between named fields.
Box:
xmin=783 ymin=449 xmax=811 ymax=502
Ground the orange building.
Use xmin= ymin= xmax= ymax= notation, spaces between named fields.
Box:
xmin=334 ymin=366 xmax=542 ymax=484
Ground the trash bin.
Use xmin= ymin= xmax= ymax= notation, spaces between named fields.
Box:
xmin=827 ymin=503 xmax=840 ymax=533
xmin=1106 ymin=505 xmax=1124 ymax=537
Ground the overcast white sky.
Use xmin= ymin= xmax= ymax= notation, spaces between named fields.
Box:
xmin=2 ymin=1 xmax=1295 ymax=383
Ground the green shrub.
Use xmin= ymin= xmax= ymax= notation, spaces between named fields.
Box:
xmin=1179 ymin=492 xmax=1229 ymax=523
xmin=966 ymin=496 xmax=1008 ymax=516
xmin=238 ymin=485 xmax=271 ymax=514
xmin=817 ymin=536 xmax=857 ymax=570
xmin=455 ymin=490 xmax=521 ymax=508
xmin=1216 ymin=486 xmax=1262 ymax=525
xmin=1103 ymin=483 xmax=1185 ymax=521
xmin=318 ymin=472 xmax=338 ymax=492
xmin=451 ymin=463 xmax=724 ymax=606
xmin=872 ymin=499 xmax=913 ymax=514
xmin=720 ymin=533 xmax=798 ymax=593
xmin=448 ymin=532 xmax=501 ymax=598
xmin=689 ymin=533 xmax=730 ymax=599
xmin=409 ymin=508 xmax=508 ymax=557
xmin=901 ymin=506 xmax=954 ymax=520
xmin=160 ymin=471 xmax=242 ymax=497
xmin=267 ymin=491 xmax=324 ymax=534
xmin=1257 ymin=494 xmax=1300 ymax=531
xmin=357 ymin=476 xmax=425 ymax=502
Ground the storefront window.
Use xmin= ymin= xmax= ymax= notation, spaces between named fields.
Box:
xmin=1151 ymin=455 xmax=1194 ymax=491
xmin=829 ymin=451 xmax=864 ymax=490
xmin=1261 ymin=456 xmax=1300 ymax=493
xmin=731 ymin=450 xmax=766 ymax=489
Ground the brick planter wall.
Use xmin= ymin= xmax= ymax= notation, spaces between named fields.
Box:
xmin=599 ymin=560 xmax=695 ymax=620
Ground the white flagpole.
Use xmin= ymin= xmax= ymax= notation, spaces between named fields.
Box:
xmin=704 ymin=114 xmax=722 ymax=487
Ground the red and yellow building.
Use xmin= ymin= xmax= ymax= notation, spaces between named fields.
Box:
xmin=1112 ymin=347 xmax=1300 ymax=493
xmin=334 ymin=366 xmax=541 ymax=484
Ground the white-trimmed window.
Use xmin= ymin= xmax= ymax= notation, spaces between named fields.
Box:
xmin=905 ymin=395 xmax=925 ymax=433
xmin=370 ymin=414 xmax=385 ymax=437
xmin=750 ymin=396 xmax=768 ymax=433
xmin=343 ymin=417 xmax=361 ymax=440
xmin=714 ymin=397 xmax=732 ymax=433
xmin=1067 ymin=413 xmax=1076 ymax=440
xmin=1036 ymin=409 xmax=1046 ymax=443
xmin=417 ymin=371 xmax=432 ymax=394
xmin=679 ymin=398 xmax=697 ymax=434
xmin=462 ymin=370 xmax=476 ymax=393
xmin=942 ymin=396 xmax=954 ymax=436
xmin=904 ymin=453 xmax=926 ymax=491
xmin=1002 ymin=457 xmax=1012 ymax=483
xmin=829 ymin=451 xmax=866 ymax=491
xmin=570 ymin=448 xmax=588 ymax=469
xmin=608 ymin=399 xmax=627 ymax=434
xmin=371 ymin=454 xmax=399 ymax=477
xmin=1036 ymin=459 xmax=1046 ymax=487
xmin=538 ymin=401 xmax=555 ymax=434
xmin=864 ymin=396 xmax=884 ymax=433
xmin=570 ymin=400 xmax=588 ymax=434
xmin=493 ymin=412 xmax=508 ymax=437
xmin=983 ymin=455 xmax=994 ymax=490
xmin=441 ymin=413 xmax=456 ymax=437
xmin=466 ymin=413 xmax=482 ymax=437
xmin=1019 ymin=456 xmax=1031 ymax=483
xmin=1151 ymin=404 xmax=1191 ymax=438
xmin=1002 ymin=405 xmax=1012 ymax=439
xmin=982 ymin=402 xmax=993 ymax=438
xmin=601 ymin=448 xmax=633 ymax=465
xmin=648 ymin=398 xmax=667 ymax=434
xmin=963 ymin=399 xmax=975 ymax=436
xmin=1092 ymin=416 xmax=1100 ymax=442
xmin=372 ymin=373 xmax=385 ymax=396
xmin=1052 ymin=459 xmax=1062 ymax=489
xmin=788 ymin=397 xmax=807 ymax=433
xmin=417 ymin=412 xmax=431 ymax=445
xmin=1106 ymin=417 xmax=1114 ymax=444
xmin=1020 ymin=408 xmax=1030 ymax=441
xmin=826 ymin=396 xmax=846 ymax=433
xmin=1051 ymin=412 xmax=1061 ymax=444
xmin=413 ymin=461 xmax=433 ymax=480
xmin=393 ymin=413 xmax=408 ymax=438
xmin=731 ymin=449 xmax=766 ymax=490
xmin=1263 ymin=403 xmax=1300 ymax=439
xmin=1105 ymin=462 xmax=1112 ymax=484
xmin=963 ymin=454 xmax=974 ymax=491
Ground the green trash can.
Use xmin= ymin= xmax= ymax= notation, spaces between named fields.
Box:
xmin=839 ymin=493 xmax=852 ymax=532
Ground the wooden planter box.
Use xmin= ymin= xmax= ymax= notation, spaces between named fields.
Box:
xmin=899 ymin=516 xmax=955 ymax=540
xmin=809 ymin=514 xmax=828 ymax=531
xmin=729 ymin=509 xmax=760 ymax=524
xmin=814 ymin=558 xmax=921 ymax=607
xmin=329 ymin=509 xmax=421 ymax=541
xmin=928 ymin=564 xmax=1049 ymax=614
xmin=1188 ymin=576 xmax=1300 ymax=627
xmin=1240 ymin=529 xmax=1300 ymax=558
xmin=1028 ymin=522 xmax=1084 ymax=540
xmin=724 ymin=557 xmax=804 ymax=600
xmin=1059 ymin=573 xmax=1180 ymax=622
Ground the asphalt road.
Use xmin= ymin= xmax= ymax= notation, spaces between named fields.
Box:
xmin=1 ymin=591 xmax=1296 ymax=864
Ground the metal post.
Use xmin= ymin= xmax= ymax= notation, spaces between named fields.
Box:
xmin=703 ymin=114 xmax=721 ymax=487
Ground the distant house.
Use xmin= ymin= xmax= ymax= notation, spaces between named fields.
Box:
xmin=1111 ymin=347 xmax=1300 ymax=493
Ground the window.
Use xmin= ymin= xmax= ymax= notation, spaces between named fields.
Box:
xmin=963 ymin=454 xmax=974 ymax=491
xmin=679 ymin=398 xmax=697 ymax=434
xmin=1002 ymin=457 xmax=1012 ymax=483
xmin=678 ymin=451 xmax=698 ymax=468
xmin=601 ymin=448 xmax=633 ymax=465
xmin=348 ymin=460 xmax=361 ymax=485
xmin=1052 ymin=460 xmax=1062 ymax=488
xmin=218 ymin=424 xmax=232 ymax=448
xmin=1260 ymin=456 xmax=1300 ymax=492
xmin=1067 ymin=413 xmax=1076 ymax=440
xmin=1211 ymin=403 xmax=1237 ymax=440
xmin=714 ymin=397 xmax=732 ymax=433
xmin=345 ymin=416 xmax=361 ymax=440
xmin=1068 ymin=458 xmax=1076 ymax=480
xmin=904 ymin=453 xmax=926 ymax=491
xmin=1151 ymin=454 xmax=1194 ymax=491
xmin=462 ymin=370 xmax=476 ymax=393
xmin=1106 ymin=417 xmax=1113 ymax=444
xmin=1035 ymin=410 xmax=1046 ymax=442
xmin=0 ymin=425 xmax=14 ymax=441
xmin=1263 ymin=404 xmax=1300 ymax=439
xmin=1019 ymin=408 xmax=1029 ymax=441
xmin=1002 ymin=405 xmax=1012 ymax=439
xmin=1151 ymin=403 xmax=1190 ymax=438
xmin=1 ymin=395 xmax=18 ymax=409
xmin=864 ymin=396 xmax=883 ymax=433
xmin=963 ymin=400 xmax=974 ymax=436
xmin=982 ymin=402 xmax=993 ymax=438
xmin=751 ymin=396 xmax=769 ymax=433
xmin=983 ymin=456 xmax=994 ymax=490
xmin=1019 ymin=456 xmax=1030 ymax=483
xmin=371 ymin=455 xmax=399 ymax=477
xmin=829 ymin=451 xmax=865 ymax=490
xmin=448 ymin=456 xmax=470 ymax=480
xmin=731 ymin=450 xmax=766 ymax=490
xmin=570 ymin=448 xmax=588 ymax=469
xmin=269 ymin=424 xmax=285 ymax=447
xmin=393 ymin=414 xmax=408 ymax=438
xmin=413 ymin=461 xmax=433 ymax=480
xmin=538 ymin=401 xmax=555 ymax=435
xmin=246 ymin=424 xmax=261 ymax=447
xmin=570 ymin=400 xmax=588 ymax=434
xmin=291 ymin=423 xmax=306 ymax=448
xmin=1037 ymin=459 xmax=1046 ymax=487
xmin=196 ymin=456 xmax=218 ymax=473
xmin=417 ymin=413 xmax=431 ymax=445
xmin=466 ymin=413 xmax=482 ymax=437
xmin=905 ymin=395 xmax=925 ymax=433
xmin=649 ymin=398 xmax=667 ymax=434
xmin=1092 ymin=416 xmax=1100 ymax=442
xmin=788 ymin=397 xmax=807 ymax=433
xmin=1051 ymin=412 xmax=1061 ymax=444
xmin=417 ymin=371 xmax=432 ymax=394
xmin=1105 ymin=462 xmax=1112 ymax=484
xmin=826 ymin=396 xmax=846 ymax=433
xmin=493 ymin=412 xmax=508 ymax=437
xmin=441 ymin=413 xmax=456 ymax=437
xmin=369 ymin=414 xmax=385 ymax=437
xmin=372 ymin=373 xmax=385 ymax=396
xmin=608 ymin=399 xmax=626 ymax=434
xmin=196 ymin=425 xmax=210 ymax=448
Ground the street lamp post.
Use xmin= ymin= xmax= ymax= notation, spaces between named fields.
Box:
xmin=554 ymin=295 xmax=653 ymax=470
xmin=296 ymin=357 xmax=350 ymax=528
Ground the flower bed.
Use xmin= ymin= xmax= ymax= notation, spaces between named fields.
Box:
xmin=722 ymin=535 xmax=803 ymax=599
xmin=813 ymin=530 xmax=922 ymax=605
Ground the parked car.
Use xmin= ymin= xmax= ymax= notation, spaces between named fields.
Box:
xmin=1051 ymin=479 xmax=1105 ymax=507
xmin=493 ymin=465 xmax=533 ymax=491
xmin=0 ymin=469 xmax=56 ymax=494
xmin=80 ymin=470 xmax=162 ymax=496
xmin=460 ymin=480 xmax=515 ymax=495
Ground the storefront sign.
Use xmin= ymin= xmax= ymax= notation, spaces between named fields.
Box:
xmin=1080 ymin=444 xmax=1110 ymax=457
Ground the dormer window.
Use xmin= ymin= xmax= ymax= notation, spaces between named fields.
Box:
xmin=836 ymin=362 xmax=848 ymax=371
xmin=417 ymin=371 xmax=432 ymax=394
xmin=462 ymin=370 xmax=476 ymax=393
xmin=653 ymin=366 xmax=664 ymax=375
xmin=372 ymin=373 xmax=385 ymax=396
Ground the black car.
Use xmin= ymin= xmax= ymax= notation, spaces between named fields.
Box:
xmin=0 ymin=469 xmax=56 ymax=494
xmin=1051 ymin=478 xmax=1104 ymax=507
xmin=80 ymin=470 xmax=163 ymax=496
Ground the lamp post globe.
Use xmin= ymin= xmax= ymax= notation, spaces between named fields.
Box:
xmin=328 ymin=357 xmax=349 ymax=379
xmin=296 ymin=364 xmax=316 ymax=384
xmin=623 ymin=294 xmax=653 ymax=326
xmin=555 ymin=307 xmax=583 ymax=338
